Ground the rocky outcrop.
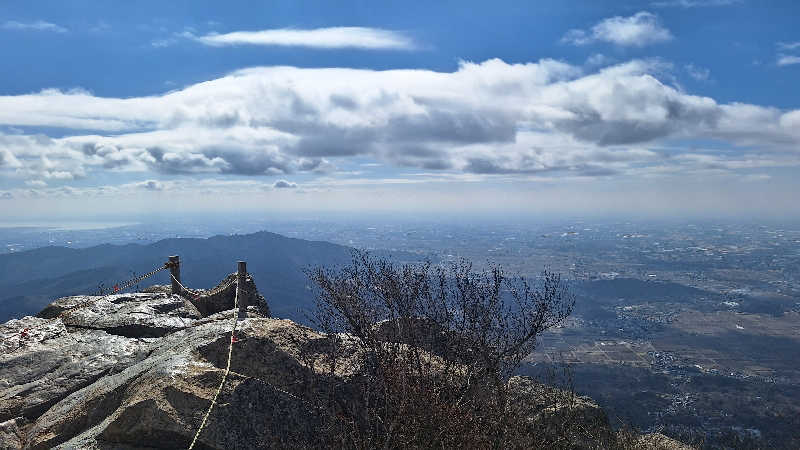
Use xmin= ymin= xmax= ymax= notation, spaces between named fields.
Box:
xmin=42 ymin=293 xmax=202 ymax=337
xmin=185 ymin=274 xmax=270 ymax=318
xmin=24 ymin=315 xmax=333 ymax=449
xmin=0 ymin=275 xmax=690 ymax=449
xmin=0 ymin=316 xmax=152 ymax=424
xmin=0 ymin=418 xmax=25 ymax=450
xmin=632 ymin=433 xmax=694 ymax=450
xmin=507 ymin=376 xmax=614 ymax=445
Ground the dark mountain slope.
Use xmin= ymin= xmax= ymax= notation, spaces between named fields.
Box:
xmin=0 ymin=231 xmax=358 ymax=323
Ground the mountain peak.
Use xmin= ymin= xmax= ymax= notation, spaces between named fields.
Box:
xmin=0 ymin=273 xmax=689 ymax=449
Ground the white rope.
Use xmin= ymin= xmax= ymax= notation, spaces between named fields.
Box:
xmin=188 ymin=278 xmax=240 ymax=450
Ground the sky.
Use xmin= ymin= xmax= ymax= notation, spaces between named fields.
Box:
xmin=0 ymin=0 xmax=799 ymax=221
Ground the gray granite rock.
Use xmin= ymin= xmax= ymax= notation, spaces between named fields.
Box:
xmin=0 ymin=316 xmax=152 ymax=424
xmin=57 ymin=293 xmax=201 ymax=338
xmin=0 ymin=418 xmax=25 ymax=450
xmin=26 ymin=316 xmax=335 ymax=449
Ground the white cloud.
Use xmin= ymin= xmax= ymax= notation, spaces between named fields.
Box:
xmin=136 ymin=180 xmax=165 ymax=191
xmin=1 ymin=20 xmax=67 ymax=33
xmin=191 ymin=27 xmax=415 ymax=50
xmin=273 ymin=180 xmax=297 ymax=189
xmin=685 ymin=63 xmax=711 ymax=81
xmin=89 ymin=21 xmax=111 ymax=33
xmin=652 ymin=0 xmax=740 ymax=7
xmin=562 ymin=12 xmax=673 ymax=47
xmin=0 ymin=58 xmax=798 ymax=186
xmin=586 ymin=54 xmax=615 ymax=67
xmin=777 ymin=55 xmax=800 ymax=66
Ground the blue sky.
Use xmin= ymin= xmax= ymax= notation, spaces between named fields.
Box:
xmin=0 ymin=0 xmax=799 ymax=220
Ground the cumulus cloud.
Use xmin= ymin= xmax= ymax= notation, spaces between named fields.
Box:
xmin=191 ymin=27 xmax=415 ymax=50
xmin=273 ymin=180 xmax=297 ymax=189
xmin=0 ymin=58 xmax=798 ymax=186
xmin=1 ymin=20 xmax=67 ymax=33
xmin=562 ymin=12 xmax=673 ymax=47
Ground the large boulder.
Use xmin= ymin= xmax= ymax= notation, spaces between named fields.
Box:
xmin=43 ymin=293 xmax=202 ymax=338
xmin=0 ymin=316 xmax=152 ymax=424
xmin=25 ymin=315 xmax=352 ymax=449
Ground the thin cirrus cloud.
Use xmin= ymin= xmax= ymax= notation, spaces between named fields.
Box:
xmin=777 ymin=55 xmax=800 ymax=66
xmin=561 ymin=11 xmax=673 ymax=47
xmin=191 ymin=26 xmax=416 ymax=50
xmin=776 ymin=42 xmax=800 ymax=67
xmin=778 ymin=41 xmax=800 ymax=51
xmin=685 ymin=63 xmax=711 ymax=81
xmin=1 ymin=20 xmax=67 ymax=33
xmin=651 ymin=0 xmax=741 ymax=7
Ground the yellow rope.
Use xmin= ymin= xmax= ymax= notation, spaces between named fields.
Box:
xmin=187 ymin=278 xmax=240 ymax=450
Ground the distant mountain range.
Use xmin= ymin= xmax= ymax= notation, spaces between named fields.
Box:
xmin=0 ymin=231 xmax=384 ymax=323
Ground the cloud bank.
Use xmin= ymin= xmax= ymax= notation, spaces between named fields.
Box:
xmin=0 ymin=58 xmax=798 ymax=186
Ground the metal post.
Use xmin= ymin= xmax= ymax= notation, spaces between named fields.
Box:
xmin=237 ymin=261 xmax=247 ymax=319
xmin=169 ymin=255 xmax=181 ymax=295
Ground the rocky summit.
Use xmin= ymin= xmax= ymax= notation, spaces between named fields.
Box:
xmin=0 ymin=275 xmax=689 ymax=450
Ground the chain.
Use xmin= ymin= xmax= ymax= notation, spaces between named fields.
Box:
xmin=188 ymin=278 xmax=240 ymax=450
xmin=113 ymin=264 xmax=168 ymax=293
xmin=4 ymin=261 xmax=171 ymax=349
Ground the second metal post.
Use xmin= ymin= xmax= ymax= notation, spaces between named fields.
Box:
xmin=237 ymin=261 xmax=247 ymax=319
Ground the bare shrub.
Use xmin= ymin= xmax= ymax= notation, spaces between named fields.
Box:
xmin=302 ymin=251 xmax=580 ymax=448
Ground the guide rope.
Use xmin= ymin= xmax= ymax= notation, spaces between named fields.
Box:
xmin=188 ymin=277 xmax=240 ymax=450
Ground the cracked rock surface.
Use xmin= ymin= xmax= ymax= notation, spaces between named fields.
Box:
xmin=41 ymin=293 xmax=202 ymax=338
xmin=0 ymin=316 xmax=153 ymax=424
